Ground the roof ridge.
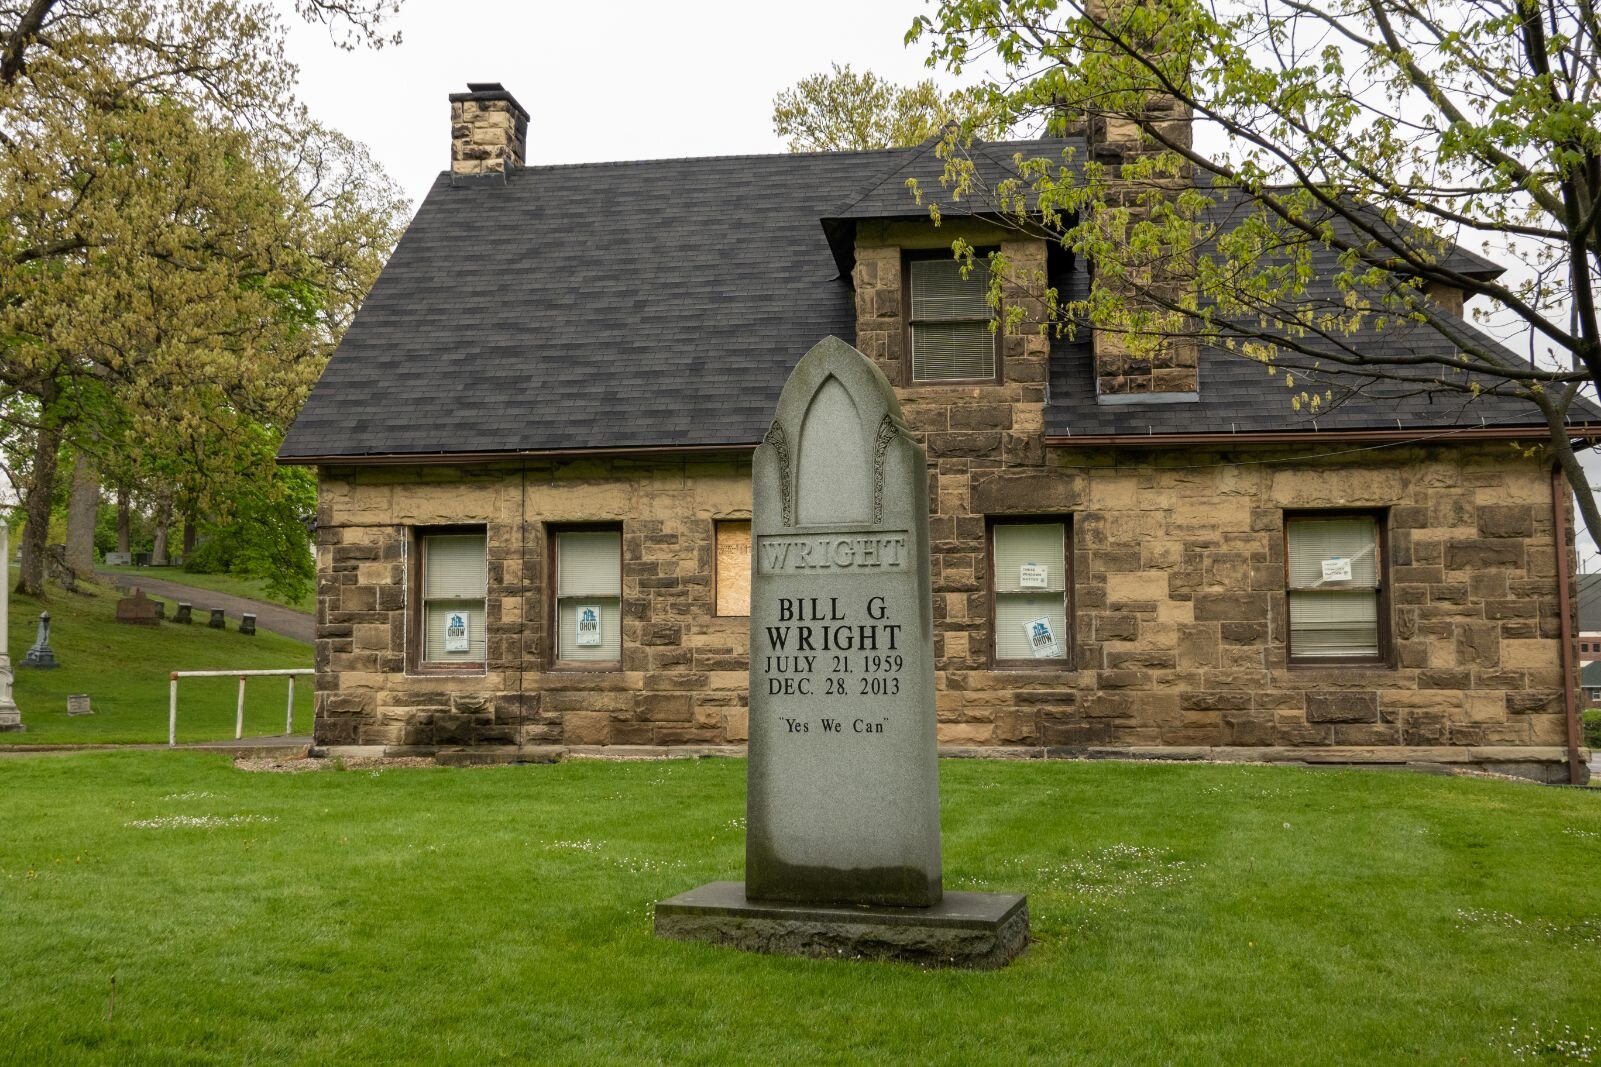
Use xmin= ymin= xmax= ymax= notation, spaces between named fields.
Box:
xmin=826 ymin=138 xmax=944 ymax=218
xmin=445 ymin=144 xmax=918 ymax=177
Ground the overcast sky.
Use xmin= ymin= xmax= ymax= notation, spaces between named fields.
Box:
xmin=276 ymin=0 xmax=951 ymax=210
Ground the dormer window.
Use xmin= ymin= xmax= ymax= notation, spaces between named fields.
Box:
xmin=905 ymin=251 xmax=998 ymax=384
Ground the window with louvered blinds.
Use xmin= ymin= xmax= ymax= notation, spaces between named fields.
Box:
xmin=909 ymin=256 xmax=996 ymax=383
xmin=421 ymin=532 xmax=486 ymax=664
xmin=992 ymin=521 xmax=1070 ymax=663
xmin=556 ymin=529 xmax=622 ymax=663
xmin=1286 ymin=515 xmax=1383 ymax=660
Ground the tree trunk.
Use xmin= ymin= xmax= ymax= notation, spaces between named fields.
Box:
xmin=182 ymin=516 xmax=196 ymax=558
xmin=150 ymin=493 xmax=173 ymax=566
xmin=17 ymin=419 xmax=61 ymax=598
xmin=64 ymin=451 xmax=98 ymax=577
xmin=116 ymin=488 xmax=130 ymax=554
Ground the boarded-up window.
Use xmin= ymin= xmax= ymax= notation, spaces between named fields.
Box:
xmin=421 ymin=531 xmax=487 ymax=665
xmin=1286 ymin=514 xmax=1384 ymax=662
xmin=991 ymin=520 xmax=1070 ymax=664
xmin=715 ymin=521 xmax=751 ymax=617
xmin=908 ymin=255 xmax=996 ymax=383
xmin=555 ymin=528 xmax=622 ymax=665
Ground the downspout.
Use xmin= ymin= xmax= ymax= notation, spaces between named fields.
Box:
xmin=1551 ymin=463 xmax=1584 ymax=785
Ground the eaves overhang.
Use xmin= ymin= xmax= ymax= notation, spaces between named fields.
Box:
xmin=1044 ymin=425 xmax=1601 ymax=448
xmin=278 ymin=441 xmax=762 ymax=468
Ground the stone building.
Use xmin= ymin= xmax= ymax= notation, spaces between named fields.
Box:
xmin=279 ymin=83 xmax=1597 ymax=782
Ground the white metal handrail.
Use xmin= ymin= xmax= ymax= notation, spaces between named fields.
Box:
xmin=168 ymin=668 xmax=314 ymax=747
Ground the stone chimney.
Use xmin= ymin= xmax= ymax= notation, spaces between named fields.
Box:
xmin=1083 ymin=0 xmax=1198 ymax=401
xmin=449 ymin=82 xmax=529 ymax=178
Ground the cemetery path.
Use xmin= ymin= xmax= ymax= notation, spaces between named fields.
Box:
xmin=95 ymin=571 xmax=314 ymax=644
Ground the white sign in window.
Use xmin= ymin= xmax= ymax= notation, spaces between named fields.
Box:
xmin=574 ymin=604 xmax=603 ymax=647
xmin=993 ymin=522 xmax=1069 ymax=663
xmin=1321 ymin=556 xmax=1353 ymax=582
xmin=443 ymin=610 xmax=471 ymax=653
xmin=1025 ymin=616 xmax=1061 ymax=659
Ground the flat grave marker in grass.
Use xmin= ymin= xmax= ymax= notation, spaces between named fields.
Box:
xmin=656 ymin=336 xmax=1028 ymax=968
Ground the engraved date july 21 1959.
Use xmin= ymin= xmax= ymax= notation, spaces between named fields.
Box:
xmin=763 ymin=596 xmax=904 ymax=737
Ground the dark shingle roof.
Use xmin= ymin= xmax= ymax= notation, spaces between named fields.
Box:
xmin=281 ymin=151 xmax=883 ymax=458
xmin=1042 ymin=260 xmax=1599 ymax=438
xmin=280 ymin=140 xmax=1593 ymax=461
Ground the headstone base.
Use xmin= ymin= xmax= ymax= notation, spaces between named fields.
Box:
xmin=654 ymin=881 xmax=1028 ymax=970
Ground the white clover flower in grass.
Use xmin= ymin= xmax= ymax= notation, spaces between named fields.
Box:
xmin=547 ymin=839 xmax=605 ymax=854
xmin=1501 ymin=1019 xmax=1599 ymax=1063
xmin=127 ymin=814 xmax=278 ymax=830
xmin=1457 ymin=908 xmax=1601 ymax=947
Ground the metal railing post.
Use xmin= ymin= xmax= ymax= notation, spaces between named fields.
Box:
xmin=285 ymin=674 xmax=295 ymax=735
xmin=168 ymin=673 xmax=178 ymax=748
xmin=235 ymin=676 xmax=247 ymax=740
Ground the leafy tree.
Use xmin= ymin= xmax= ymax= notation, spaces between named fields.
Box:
xmin=772 ymin=62 xmax=1001 ymax=151
xmin=908 ymin=0 xmax=1601 ymax=545
xmin=0 ymin=1 xmax=406 ymax=594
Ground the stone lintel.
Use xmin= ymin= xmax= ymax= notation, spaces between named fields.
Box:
xmin=654 ymin=881 xmax=1029 ymax=970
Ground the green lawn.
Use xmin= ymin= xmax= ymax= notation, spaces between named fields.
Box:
xmin=1 ymin=753 xmax=1597 ymax=1064
xmin=3 ymin=576 xmax=313 ymax=744
xmin=97 ymin=563 xmax=316 ymax=614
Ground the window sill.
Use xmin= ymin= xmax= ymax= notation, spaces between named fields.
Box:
xmin=990 ymin=658 xmax=1074 ymax=672
xmin=410 ymin=662 xmax=487 ymax=676
xmin=549 ymin=661 xmax=623 ymax=673
xmin=906 ymin=377 xmax=1004 ymax=388
xmin=1285 ymin=658 xmax=1393 ymax=670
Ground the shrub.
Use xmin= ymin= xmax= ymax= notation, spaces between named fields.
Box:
xmin=1584 ymin=709 xmax=1601 ymax=750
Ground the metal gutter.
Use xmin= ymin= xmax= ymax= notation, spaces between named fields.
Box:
xmin=278 ymin=442 xmax=760 ymax=467
xmin=1045 ymin=426 xmax=1601 ymax=448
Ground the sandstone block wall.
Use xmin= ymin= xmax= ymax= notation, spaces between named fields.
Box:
xmin=921 ymin=445 xmax=1569 ymax=760
xmin=315 ymin=457 xmax=752 ymax=750
xmin=314 ymin=442 xmax=1572 ymax=772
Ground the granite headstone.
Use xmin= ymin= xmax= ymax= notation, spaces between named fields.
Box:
xmin=655 ymin=337 xmax=1027 ymax=968
xmin=744 ymin=335 xmax=941 ymax=906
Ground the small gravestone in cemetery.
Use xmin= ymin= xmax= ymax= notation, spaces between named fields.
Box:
xmin=22 ymin=612 xmax=57 ymax=669
xmin=655 ymin=336 xmax=1028 ymax=968
xmin=208 ymin=608 xmax=226 ymax=630
xmin=66 ymin=694 xmax=92 ymax=716
xmin=115 ymin=589 xmax=161 ymax=626
xmin=174 ymin=602 xmax=192 ymax=625
xmin=152 ymin=599 xmax=165 ymax=620
xmin=239 ymin=613 xmax=256 ymax=636
xmin=103 ymin=551 xmax=132 ymax=567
